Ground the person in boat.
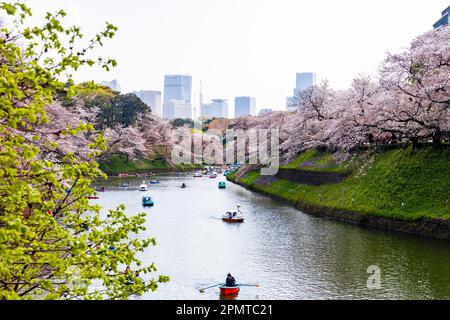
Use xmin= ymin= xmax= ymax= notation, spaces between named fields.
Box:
xmin=181 ymin=182 xmax=186 ymax=188
xmin=232 ymin=211 xmax=237 ymax=218
xmin=225 ymin=273 xmax=237 ymax=287
xmin=236 ymin=204 xmax=242 ymax=216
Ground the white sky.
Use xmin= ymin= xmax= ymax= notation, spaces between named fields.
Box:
xmin=24 ymin=0 xmax=449 ymax=113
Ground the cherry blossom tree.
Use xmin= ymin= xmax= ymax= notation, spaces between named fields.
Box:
xmin=135 ymin=112 xmax=173 ymax=158
xmin=379 ymin=25 xmax=450 ymax=146
xmin=281 ymin=81 xmax=336 ymax=159
xmin=102 ymin=124 xmax=146 ymax=161
xmin=29 ymin=103 xmax=101 ymax=161
xmin=328 ymin=75 xmax=382 ymax=150
xmin=285 ymin=26 xmax=449 ymax=157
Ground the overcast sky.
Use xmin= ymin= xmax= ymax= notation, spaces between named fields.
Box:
xmin=25 ymin=0 xmax=449 ymax=113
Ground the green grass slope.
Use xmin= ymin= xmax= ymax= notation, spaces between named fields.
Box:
xmin=99 ymin=155 xmax=200 ymax=175
xmin=229 ymin=147 xmax=450 ymax=220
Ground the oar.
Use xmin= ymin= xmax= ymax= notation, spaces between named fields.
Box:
xmin=237 ymin=283 xmax=260 ymax=287
xmin=199 ymin=283 xmax=224 ymax=292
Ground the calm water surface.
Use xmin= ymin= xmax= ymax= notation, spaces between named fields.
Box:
xmin=95 ymin=174 xmax=450 ymax=300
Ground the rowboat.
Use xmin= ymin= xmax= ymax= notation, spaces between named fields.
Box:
xmin=86 ymin=196 xmax=99 ymax=200
xmin=199 ymin=282 xmax=258 ymax=294
xmin=220 ymin=285 xmax=240 ymax=296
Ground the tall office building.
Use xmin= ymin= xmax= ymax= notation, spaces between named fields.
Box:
xmin=101 ymin=79 xmax=121 ymax=92
xmin=295 ymin=72 xmax=317 ymax=95
xmin=201 ymin=99 xmax=228 ymax=119
xmin=133 ymin=90 xmax=162 ymax=117
xmin=163 ymin=74 xmax=192 ymax=119
xmin=163 ymin=100 xmax=192 ymax=119
xmin=286 ymin=72 xmax=317 ymax=112
xmin=234 ymin=96 xmax=256 ymax=118
xmin=433 ymin=5 xmax=450 ymax=28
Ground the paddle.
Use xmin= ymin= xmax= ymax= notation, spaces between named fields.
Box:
xmin=199 ymin=283 xmax=224 ymax=292
xmin=237 ymin=283 xmax=260 ymax=287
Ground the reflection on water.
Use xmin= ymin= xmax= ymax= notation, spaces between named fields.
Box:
xmin=95 ymin=174 xmax=450 ymax=300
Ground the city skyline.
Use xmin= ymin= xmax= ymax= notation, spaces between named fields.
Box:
xmin=102 ymin=75 xmax=285 ymax=118
xmin=26 ymin=0 xmax=449 ymax=109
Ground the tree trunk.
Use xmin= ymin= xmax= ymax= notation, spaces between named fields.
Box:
xmin=411 ymin=137 xmax=419 ymax=149
xmin=432 ymin=130 xmax=442 ymax=148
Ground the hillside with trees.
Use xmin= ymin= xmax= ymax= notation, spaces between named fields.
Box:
xmin=228 ymin=25 xmax=450 ymax=231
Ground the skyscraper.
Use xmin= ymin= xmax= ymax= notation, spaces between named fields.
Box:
xmin=101 ymin=79 xmax=121 ymax=92
xmin=163 ymin=101 xmax=192 ymax=119
xmin=234 ymin=96 xmax=256 ymax=118
xmin=286 ymin=72 xmax=317 ymax=112
xmin=133 ymin=90 xmax=162 ymax=117
xmin=433 ymin=5 xmax=450 ymax=29
xmin=163 ymin=74 xmax=192 ymax=119
xmin=295 ymin=72 xmax=317 ymax=95
xmin=163 ymin=75 xmax=192 ymax=102
xmin=201 ymin=99 xmax=228 ymax=119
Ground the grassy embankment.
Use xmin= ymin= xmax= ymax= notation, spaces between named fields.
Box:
xmin=228 ymin=147 xmax=450 ymax=220
xmin=99 ymin=155 xmax=201 ymax=176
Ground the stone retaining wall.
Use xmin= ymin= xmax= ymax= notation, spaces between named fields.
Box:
xmin=275 ymin=168 xmax=349 ymax=186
